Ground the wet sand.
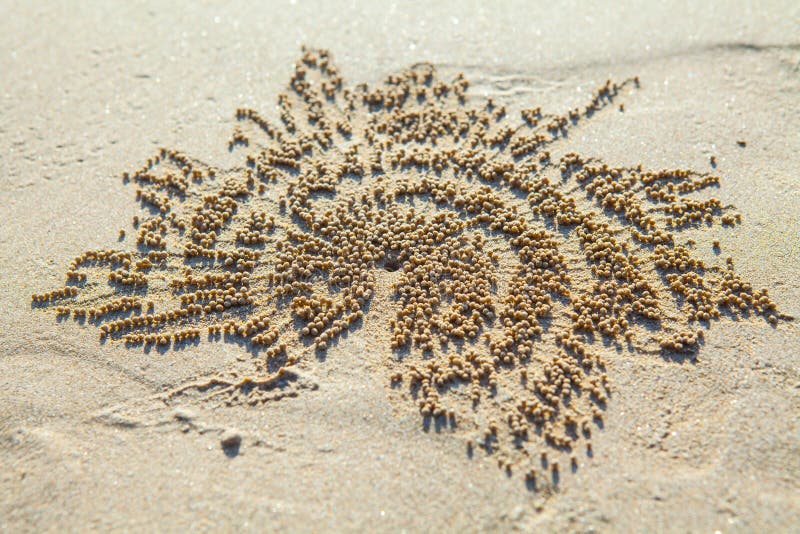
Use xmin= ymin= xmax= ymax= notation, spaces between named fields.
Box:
xmin=2 ymin=1 xmax=799 ymax=532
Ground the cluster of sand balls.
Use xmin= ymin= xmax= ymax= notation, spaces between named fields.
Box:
xmin=33 ymin=48 xmax=789 ymax=483
xmin=236 ymin=211 xmax=274 ymax=245
xmin=32 ymin=285 xmax=79 ymax=303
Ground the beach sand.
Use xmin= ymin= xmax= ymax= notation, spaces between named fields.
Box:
xmin=1 ymin=1 xmax=799 ymax=531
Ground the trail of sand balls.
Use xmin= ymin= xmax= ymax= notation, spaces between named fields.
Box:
xmin=33 ymin=48 xmax=790 ymax=485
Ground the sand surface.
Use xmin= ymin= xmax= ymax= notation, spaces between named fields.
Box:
xmin=2 ymin=1 xmax=799 ymax=532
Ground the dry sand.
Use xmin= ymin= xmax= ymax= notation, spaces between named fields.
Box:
xmin=2 ymin=1 xmax=799 ymax=532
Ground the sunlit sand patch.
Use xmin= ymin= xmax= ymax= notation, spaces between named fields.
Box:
xmin=32 ymin=48 xmax=791 ymax=487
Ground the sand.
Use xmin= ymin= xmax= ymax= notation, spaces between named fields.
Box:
xmin=2 ymin=1 xmax=799 ymax=532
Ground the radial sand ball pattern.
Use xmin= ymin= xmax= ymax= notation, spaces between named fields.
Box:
xmin=32 ymin=48 xmax=791 ymax=484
